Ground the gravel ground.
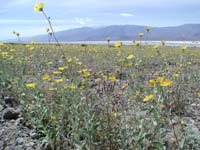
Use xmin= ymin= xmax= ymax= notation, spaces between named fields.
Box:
xmin=0 ymin=95 xmax=49 ymax=150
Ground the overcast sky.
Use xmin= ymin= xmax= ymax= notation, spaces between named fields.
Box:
xmin=1 ymin=0 xmax=200 ymax=40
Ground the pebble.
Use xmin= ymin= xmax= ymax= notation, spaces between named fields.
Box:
xmin=15 ymin=117 xmax=24 ymax=126
xmin=2 ymin=108 xmax=19 ymax=120
xmin=191 ymin=103 xmax=200 ymax=107
xmin=4 ymin=96 xmax=15 ymax=107
xmin=16 ymin=138 xmax=24 ymax=145
xmin=29 ymin=132 xmax=38 ymax=139
xmin=0 ymin=104 xmax=3 ymax=111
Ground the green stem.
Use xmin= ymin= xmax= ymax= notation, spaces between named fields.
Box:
xmin=42 ymin=11 xmax=65 ymax=58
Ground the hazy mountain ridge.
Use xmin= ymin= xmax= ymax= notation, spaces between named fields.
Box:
xmin=18 ymin=24 xmax=200 ymax=42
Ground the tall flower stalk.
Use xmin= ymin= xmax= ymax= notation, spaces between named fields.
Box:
xmin=145 ymin=26 xmax=151 ymax=45
xmin=13 ymin=30 xmax=21 ymax=43
xmin=34 ymin=2 xmax=65 ymax=58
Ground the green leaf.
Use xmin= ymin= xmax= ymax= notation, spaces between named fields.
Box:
xmin=179 ymin=138 xmax=185 ymax=149
xmin=153 ymin=141 xmax=164 ymax=147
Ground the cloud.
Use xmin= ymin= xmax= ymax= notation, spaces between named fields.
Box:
xmin=0 ymin=18 xmax=96 ymax=30
xmin=0 ymin=19 xmax=78 ymax=24
xmin=120 ymin=13 xmax=133 ymax=17
xmin=74 ymin=17 xmax=93 ymax=25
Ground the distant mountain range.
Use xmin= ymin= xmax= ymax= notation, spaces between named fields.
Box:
xmin=15 ymin=24 xmax=200 ymax=42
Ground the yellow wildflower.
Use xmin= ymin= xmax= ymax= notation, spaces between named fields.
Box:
xmin=173 ymin=73 xmax=179 ymax=77
xmin=108 ymin=75 xmax=116 ymax=82
xmin=10 ymin=49 xmax=16 ymax=52
xmin=48 ymin=87 xmax=57 ymax=91
xmin=58 ymin=67 xmax=65 ymax=71
xmin=153 ymin=45 xmax=159 ymax=49
xmin=79 ymin=86 xmax=85 ymax=92
xmin=143 ymin=94 xmax=154 ymax=102
xmin=146 ymin=26 xmax=152 ymax=32
xmin=25 ymin=82 xmax=36 ymax=89
xmin=52 ymin=71 xmax=62 ymax=75
xmin=55 ymin=78 xmax=64 ymax=83
xmin=156 ymin=76 xmax=164 ymax=84
xmin=34 ymin=2 xmax=44 ymax=12
xmin=29 ymin=47 xmax=34 ymax=51
xmin=127 ymin=54 xmax=134 ymax=60
xmin=46 ymin=27 xmax=50 ymax=32
xmin=160 ymin=79 xmax=173 ymax=87
xmin=1 ymin=52 xmax=8 ymax=56
xmin=64 ymin=84 xmax=77 ymax=90
xmin=124 ymin=62 xmax=132 ymax=67
xmin=47 ymin=61 xmax=53 ymax=65
xmin=138 ymin=33 xmax=144 ymax=38
xmin=197 ymin=91 xmax=200 ymax=97
xmin=50 ymin=115 xmax=57 ymax=120
xmin=181 ymin=46 xmax=187 ymax=51
xmin=42 ymin=74 xmax=51 ymax=81
xmin=68 ymin=58 xmax=72 ymax=63
xmin=82 ymin=69 xmax=91 ymax=78
xmin=113 ymin=113 xmax=118 ymax=118
xmin=180 ymin=120 xmax=186 ymax=126
xmin=161 ymin=40 xmax=166 ymax=46
xmin=8 ymin=55 xmax=14 ymax=60
xmin=76 ymin=61 xmax=82 ymax=65
xmin=149 ymin=79 xmax=156 ymax=87
xmin=134 ymin=41 xmax=141 ymax=47
xmin=114 ymin=41 xmax=123 ymax=48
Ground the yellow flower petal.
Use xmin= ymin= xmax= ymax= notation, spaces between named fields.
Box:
xmin=26 ymin=83 xmax=36 ymax=89
xmin=58 ymin=67 xmax=65 ymax=71
xmin=108 ymin=75 xmax=116 ymax=82
xmin=134 ymin=40 xmax=141 ymax=46
xmin=34 ymin=2 xmax=44 ymax=12
xmin=127 ymin=54 xmax=134 ymax=60
xmin=143 ymin=94 xmax=154 ymax=102
xmin=42 ymin=74 xmax=51 ymax=81
xmin=55 ymin=78 xmax=64 ymax=83
xmin=160 ymin=79 xmax=173 ymax=87
xmin=197 ymin=91 xmax=200 ymax=97
xmin=156 ymin=76 xmax=164 ymax=84
xmin=114 ymin=41 xmax=123 ymax=48
xmin=149 ymin=79 xmax=156 ymax=87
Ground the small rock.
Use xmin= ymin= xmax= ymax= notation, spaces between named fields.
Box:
xmin=4 ymin=96 xmax=15 ymax=107
xmin=16 ymin=138 xmax=25 ymax=145
xmin=42 ymin=140 xmax=51 ymax=150
xmin=29 ymin=132 xmax=39 ymax=139
xmin=15 ymin=117 xmax=24 ymax=126
xmin=2 ymin=108 xmax=19 ymax=120
xmin=0 ymin=104 xmax=3 ymax=111
xmin=191 ymin=103 xmax=200 ymax=108
xmin=28 ymin=142 xmax=35 ymax=147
